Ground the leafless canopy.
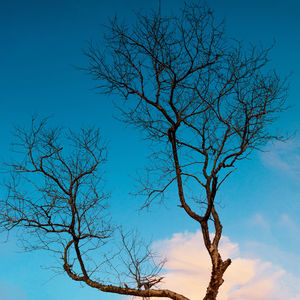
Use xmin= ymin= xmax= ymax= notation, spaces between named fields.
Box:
xmin=85 ymin=2 xmax=287 ymax=298
xmin=0 ymin=117 xmax=189 ymax=300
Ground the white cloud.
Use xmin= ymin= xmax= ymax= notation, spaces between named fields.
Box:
xmin=260 ymin=139 xmax=300 ymax=181
xmin=279 ymin=214 xmax=300 ymax=235
xmin=150 ymin=231 xmax=300 ymax=300
xmin=247 ymin=213 xmax=271 ymax=232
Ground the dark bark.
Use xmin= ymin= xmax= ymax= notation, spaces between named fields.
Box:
xmin=1 ymin=2 xmax=288 ymax=299
xmin=84 ymin=3 xmax=286 ymax=295
xmin=204 ymin=255 xmax=231 ymax=300
xmin=1 ymin=118 xmax=190 ymax=300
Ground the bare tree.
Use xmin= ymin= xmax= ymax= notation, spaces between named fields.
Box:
xmin=85 ymin=2 xmax=288 ymax=299
xmin=0 ymin=117 xmax=188 ymax=300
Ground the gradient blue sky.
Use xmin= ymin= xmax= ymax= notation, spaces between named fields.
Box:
xmin=0 ymin=0 xmax=299 ymax=299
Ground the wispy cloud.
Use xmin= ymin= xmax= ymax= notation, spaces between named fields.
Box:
xmin=247 ymin=213 xmax=271 ymax=232
xmin=279 ymin=214 xmax=300 ymax=235
xmin=260 ymin=139 xmax=300 ymax=181
xmin=151 ymin=231 xmax=300 ymax=300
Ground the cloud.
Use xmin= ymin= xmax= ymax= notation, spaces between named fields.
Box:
xmin=247 ymin=213 xmax=271 ymax=232
xmin=151 ymin=231 xmax=300 ymax=300
xmin=279 ymin=214 xmax=300 ymax=233
xmin=260 ymin=139 xmax=300 ymax=181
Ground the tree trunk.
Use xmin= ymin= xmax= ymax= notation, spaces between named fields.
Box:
xmin=203 ymin=255 xmax=231 ymax=300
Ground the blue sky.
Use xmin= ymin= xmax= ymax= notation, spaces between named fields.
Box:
xmin=0 ymin=0 xmax=299 ymax=299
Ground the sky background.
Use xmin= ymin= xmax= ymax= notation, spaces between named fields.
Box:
xmin=0 ymin=0 xmax=299 ymax=299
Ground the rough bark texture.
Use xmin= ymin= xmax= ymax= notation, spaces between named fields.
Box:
xmin=1 ymin=2 xmax=288 ymax=299
xmin=170 ymin=131 xmax=231 ymax=300
xmin=204 ymin=254 xmax=231 ymax=299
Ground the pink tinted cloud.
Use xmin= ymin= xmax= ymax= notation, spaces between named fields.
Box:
xmin=150 ymin=231 xmax=300 ymax=300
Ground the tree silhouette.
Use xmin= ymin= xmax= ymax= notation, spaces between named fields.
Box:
xmin=0 ymin=117 xmax=188 ymax=299
xmin=85 ymin=2 xmax=287 ymax=298
xmin=1 ymin=2 xmax=288 ymax=300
